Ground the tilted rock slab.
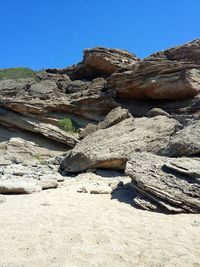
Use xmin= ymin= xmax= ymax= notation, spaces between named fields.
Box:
xmin=126 ymin=153 xmax=200 ymax=213
xmin=0 ymin=108 xmax=78 ymax=148
xmin=61 ymin=116 xmax=180 ymax=172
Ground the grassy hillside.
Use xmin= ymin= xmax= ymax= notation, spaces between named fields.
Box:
xmin=0 ymin=68 xmax=38 ymax=80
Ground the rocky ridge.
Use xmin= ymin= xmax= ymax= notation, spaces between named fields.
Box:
xmin=0 ymin=39 xmax=200 ymax=213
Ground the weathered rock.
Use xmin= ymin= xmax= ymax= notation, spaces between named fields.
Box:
xmin=107 ymin=40 xmax=200 ymax=100
xmin=74 ymin=172 xmax=128 ymax=194
xmin=172 ymin=114 xmax=200 ymax=127
xmin=90 ymin=186 xmax=112 ymax=194
xmin=107 ymin=60 xmax=200 ymax=100
xmin=98 ymin=106 xmax=132 ymax=128
xmin=163 ymin=120 xmax=200 ymax=156
xmin=0 ymin=179 xmax=42 ymax=194
xmin=146 ymin=38 xmax=200 ymax=63
xmin=0 ymin=108 xmax=78 ymax=147
xmin=126 ymin=152 xmax=200 ymax=213
xmin=39 ymin=173 xmax=65 ymax=182
xmin=63 ymin=47 xmax=140 ymax=80
xmin=147 ymin=108 xmax=171 ymax=118
xmin=39 ymin=179 xmax=59 ymax=190
xmin=80 ymin=123 xmax=99 ymax=139
xmin=0 ymin=126 xmax=67 ymax=166
xmin=0 ymin=77 xmax=117 ymax=122
xmin=61 ymin=116 xmax=180 ymax=172
xmin=80 ymin=106 xmax=131 ymax=138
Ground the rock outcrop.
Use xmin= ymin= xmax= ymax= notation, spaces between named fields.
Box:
xmin=106 ymin=60 xmax=200 ymax=100
xmin=0 ymin=77 xmax=117 ymax=121
xmin=0 ymin=108 xmax=78 ymax=147
xmin=0 ymin=39 xmax=199 ymax=214
xmin=163 ymin=120 xmax=200 ymax=156
xmin=146 ymin=38 xmax=200 ymax=63
xmin=60 ymin=47 xmax=140 ymax=80
xmin=61 ymin=116 xmax=180 ymax=172
xmin=126 ymin=153 xmax=200 ymax=213
xmin=80 ymin=106 xmax=132 ymax=138
xmin=0 ymin=126 xmax=67 ymax=166
xmin=106 ymin=39 xmax=200 ymax=100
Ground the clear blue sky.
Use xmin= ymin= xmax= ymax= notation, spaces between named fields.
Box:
xmin=0 ymin=0 xmax=199 ymax=70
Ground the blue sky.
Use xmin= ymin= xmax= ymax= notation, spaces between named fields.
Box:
xmin=0 ymin=0 xmax=199 ymax=70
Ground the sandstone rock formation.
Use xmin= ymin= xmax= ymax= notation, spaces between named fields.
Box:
xmin=61 ymin=116 xmax=180 ymax=172
xmin=0 ymin=162 xmax=63 ymax=194
xmin=126 ymin=153 xmax=200 ymax=213
xmin=80 ymin=106 xmax=131 ymax=138
xmin=0 ymin=39 xmax=199 ymax=215
xmin=106 ymin=60 xmax=200 ymax=100
xmin=146 ymin=38 xmax=200 ymax=63
xmin=0 ymin=108 xmax=78 ymax=147
xmin=0 ymin=77 xmax=117 ymax=121
xmin=60 ymin=47 xmax=140 ymax=80
xmin=163 ymin=120 xmax=200 ymax=156
xmin=106 ymin=39 xmax=200 ymax=100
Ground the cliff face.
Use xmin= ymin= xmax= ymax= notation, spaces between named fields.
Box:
xmin=0 ymin=39 xmax=200 ymax=213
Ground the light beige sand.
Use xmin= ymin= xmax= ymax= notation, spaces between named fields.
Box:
xmin=0 ymin=177 xmax=200 ymax=267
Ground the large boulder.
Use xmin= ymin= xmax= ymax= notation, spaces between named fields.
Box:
xmin=61 ymin=116 xmax=180 ymax=172
xmin=126 ymin=152 xmax=200 ymax=213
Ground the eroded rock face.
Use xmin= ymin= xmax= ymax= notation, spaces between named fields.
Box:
xmin=107 ymin=60 xmax=200 ymax=100
xmin=163 ymin=120 xmax=200 ymax=156
xmin=0 ymin=40 xmax=199 ymax=210
xmin=0 ymin=126 xmax=67 ymax=166
xmin=126 ymin=153 xmax=200 ymax=213
xmin=62 ymin=47 xmax=140 ymax=80
xmin=0 ymin=77 xmax=117 ymax=121
xmin=61 ymin=116 xmax=180 ymax=173
xmin=145 ymin=38 xmax=200 ymax=63
xmin=0 ymin=108 xmax=78 ymax=147
xmin=80 ymin=106 xmax=131 ymax=138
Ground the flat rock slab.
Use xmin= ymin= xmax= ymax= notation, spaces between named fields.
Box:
xmin=126 ymin=153 xmax=200 ymax=213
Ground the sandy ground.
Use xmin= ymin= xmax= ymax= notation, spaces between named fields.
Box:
xmin=0 ymin=176 xmax=200 ymax=267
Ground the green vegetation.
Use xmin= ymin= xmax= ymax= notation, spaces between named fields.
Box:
xmin=58 ymin=117 xmax=77 ymax=133
xmin=0 ymin=67 xmax=38 ymax=81
xmin=32 ymin=153 xmax=48 ymax=165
